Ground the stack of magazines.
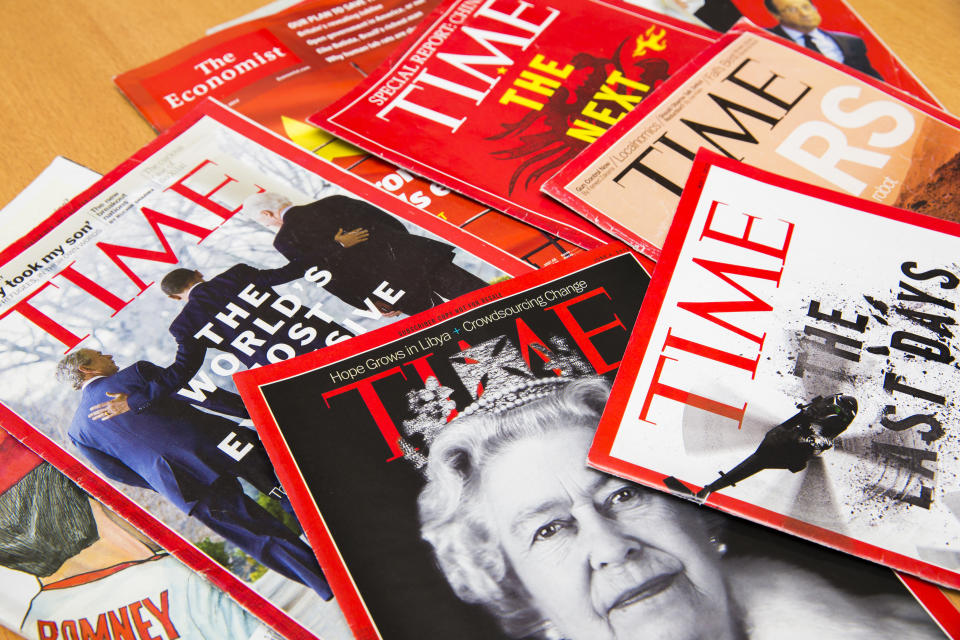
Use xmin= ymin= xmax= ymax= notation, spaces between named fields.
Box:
xmin=3 ymin=1 xmax=960 ymax=639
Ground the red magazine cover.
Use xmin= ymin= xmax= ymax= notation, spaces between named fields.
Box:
xmin=115 ymin=0 xmax=580 ymax=269
xmin=236 ymin=244 xmax=952 ymax=640
xmin=0 ymin=99 xmax=524 ymax=639
xmin=312 ymin=0 xmax=719 ymax=248
xmin=544 ymin=27 xmax=960 ymax=260
xmin=0 ymin=426 xmax=287 ymax=640
xmin=632 ymin=0 xmax=939 ymax=106
xmin=590 ymin=149 xmax=960 ymax=592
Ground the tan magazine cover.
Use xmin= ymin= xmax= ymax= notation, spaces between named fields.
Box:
xmin=543 ymin=27 xmax=960 ymax=259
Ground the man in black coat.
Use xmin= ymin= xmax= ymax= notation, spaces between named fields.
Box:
xmin=243 ymin=192 xmax=488 ymax=316
xmin=764 ymin=0 xmax=882 ymax=79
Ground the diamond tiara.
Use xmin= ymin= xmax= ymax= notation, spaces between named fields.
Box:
xmin=398 ymin=334 xmax=590 ymax=468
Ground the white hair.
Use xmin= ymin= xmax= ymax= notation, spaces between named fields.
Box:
xmin=242 ymin=192 xmax=291 ymax=219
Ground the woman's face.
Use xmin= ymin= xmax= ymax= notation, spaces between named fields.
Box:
xmin=480 ymin=427 xmax=738 ymax=640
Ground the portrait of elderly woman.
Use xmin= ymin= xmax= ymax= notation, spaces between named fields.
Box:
xmin=416 ymin=377 xmax=941 ymax=640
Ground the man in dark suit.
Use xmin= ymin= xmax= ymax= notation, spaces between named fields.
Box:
xmin=764 ymin=0 xmax=882 ymax=79
xmin=89 ymin=262 xmax=351 ymax=419
xmin=57 ymin=348 xmax=332 ymax=599
xmin=243 ymin=192 xmax=488 ymax=316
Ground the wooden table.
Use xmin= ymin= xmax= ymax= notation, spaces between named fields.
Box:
xmin=0 ymin=1 xmax=958 ymax=639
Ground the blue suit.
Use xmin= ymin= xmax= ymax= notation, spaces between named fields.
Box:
xmin=68 ymin=361 xmax=332 ymax=599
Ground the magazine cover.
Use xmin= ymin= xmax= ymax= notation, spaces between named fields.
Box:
xmin=115 ymin=0 xmax=579 ymax=269
xmin=0 ymin=155 xmax=339 ymax=640
xmin=544 ymin=28 xmax=960 ymax=259
xmin=235 ymin=244 xmax=952 ymax=640
xmin=0 ymin=158 xmax=100 ymax=252
xmin=590 ymin=149 xmax=960 ymax=593
xmin=0 ymin=99 xmax=519 ymax=639
xmin=616 ymin=0 xmax=937 ymax=105
xmin=0 ymin=427 xmax=285 ymax=640
xmin=313 ymin=0 xmax=719 ymax=249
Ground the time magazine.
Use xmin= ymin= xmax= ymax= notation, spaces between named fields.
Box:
xmin=0 ymin=99 xmax=518 ymax=639
xmin=591 ymin=150 xmax=960 ymax=593
xmin=115 ymin=0 xmax=579 ymax=269
xmin=312 ymin=0 xmax=719 ymax=248
xmin=235 ymin=244 xmax=951 ymax=639
xmin=543 ymin=28 xmax=960 ymax=260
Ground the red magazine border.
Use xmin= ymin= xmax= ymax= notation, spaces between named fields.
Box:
xmin=899 ymin=573 xmax=960 ymax=639
xmin=589 ymin=149 xmax=960 ymax=594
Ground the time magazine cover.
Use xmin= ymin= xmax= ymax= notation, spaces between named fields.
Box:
xmin=0 ymin=427 xmax=284 ymax=640
xmin=543 ymin=27 xmax=960 ymax=260
xmin=115 ymin=0 xmax=579 ymax=269
xmin=0 ymin=99 xmax=518 ymax=639
xmin=312 ymin=0 xmax=719 ymax=249
xmin=0 ymin=159 xmax=288 ymax=640
xmin=0 ymin=159 xmax=291 ymax=640
xmin=619 ymin=0 xmax=937 ymax=105
xmin=235 ymin=244 xmax=951 ymax=639
xmin=590 ymin=149 xmax=960 ymax=593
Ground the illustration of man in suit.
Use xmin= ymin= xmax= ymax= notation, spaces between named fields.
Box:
xmin=87 ymin=261 xmax=351 ymax=420
xmin=764 ymin=0 xmax=882 ymax=79
xmin=0 ymin=434 xmax=269 ymax=640
xmin=56 ymin=348 xmax=332 ymax=599
xmin=243 ymin=192 xmax=488 ymax=316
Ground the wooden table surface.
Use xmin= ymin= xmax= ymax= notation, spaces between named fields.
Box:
xmin=0 ymin=1 xmax=958 ymax=639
